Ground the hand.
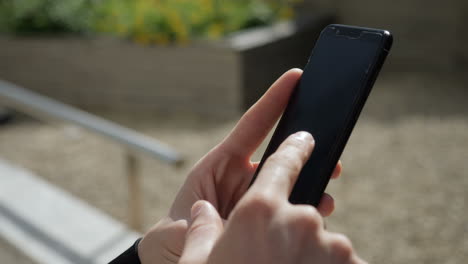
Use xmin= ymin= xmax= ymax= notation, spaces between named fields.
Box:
xmin=180 ymin=132 xmax=366 ymax=264
xmin=138 ymin=69 xmax=343 ymax=263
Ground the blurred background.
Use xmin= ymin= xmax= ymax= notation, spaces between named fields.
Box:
xmin=0 ymin=0 xmax=467 ymax=263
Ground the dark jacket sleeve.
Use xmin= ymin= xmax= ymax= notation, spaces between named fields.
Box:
xmin=109 ymin=238 xmax=142 ymax=264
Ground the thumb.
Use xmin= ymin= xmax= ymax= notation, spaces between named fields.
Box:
xmin=179 ymin=200 xmax=223 ymax=264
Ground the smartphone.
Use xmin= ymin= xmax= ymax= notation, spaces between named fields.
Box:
xmin=250 ymin=24 xmax=393 ymax=206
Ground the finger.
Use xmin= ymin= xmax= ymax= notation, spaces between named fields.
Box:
xmin=179 ymin=201 xmax=223 ymax=264
xmin=331 ymin=160 xmax=342 ymax=179
xmin=249 ymin=131 xmax=314 ymax=199
xmin=326 ymin=232 xmax=362 ymax=264
xmin=222 ymin=69 xmax=302 ymax=157
xmin=138 ymin=218 xmax=188 ymax=264
xmin=316 ymin=193 xmax=335 ymax=217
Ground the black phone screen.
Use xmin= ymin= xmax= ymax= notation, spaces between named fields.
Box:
xmin=252 ymin=25 xmax=391 ymax=206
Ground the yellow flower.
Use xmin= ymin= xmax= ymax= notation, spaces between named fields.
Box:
xmin=116 ymin=21 xmax=128 ymax=35
xmin=279 ymin=7 xmax=294 ymax=20
xmin=92 ymin=0 xmax=298 ymax=44
xmin=190 ymin=12 xmax=204 ymax=25
xmin=135 ymin=33 xmax=151 ymax=45
xmin=207 ymin=22 xmax=223 ymax=39
xmin=154 ymin=33 xmax=170 ymax=45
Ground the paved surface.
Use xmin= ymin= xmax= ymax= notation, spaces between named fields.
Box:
xmin=0 ymin=72 xmax=467 ymax=263
xmin=0 ymin=159 xmax=140 ymax=264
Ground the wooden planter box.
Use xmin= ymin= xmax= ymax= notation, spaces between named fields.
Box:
xmin=0 ymin=16 xmax=331 ymax=117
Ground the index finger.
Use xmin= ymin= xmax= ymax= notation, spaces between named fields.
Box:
xmin=221 ymin=69 xmax=302 ymax=157
xmin=248 ymin=131 xmax=315 ymax=199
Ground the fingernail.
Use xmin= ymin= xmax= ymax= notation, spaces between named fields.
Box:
xmin=294 ymin=131 xmax=313 ymax=143
xmin=191 ymin=201 xmax=207 ymax=219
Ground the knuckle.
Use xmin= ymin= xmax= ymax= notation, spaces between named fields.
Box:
xmin=267 ymin=152 xmax=303 ymax=173
xmin=301 ymin=206 xmax=322 ymax=230
xmin=265 ymin=153 xmax=284 ymax=166
xmin=291 ymin=206 xmax=322 ymax=234
xmin=188 ymin=221 xmax=218 ymax=237
xmin=236 ymin=194 xmax=277 ymax=220
xmin=329 ymin=233 xmax=354 ymax=261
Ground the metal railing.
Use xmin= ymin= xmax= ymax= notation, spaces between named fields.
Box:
xmin=0 ymin=80 xmax=184 ymax=231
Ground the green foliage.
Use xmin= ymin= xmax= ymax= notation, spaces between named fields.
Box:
xmin=0 ymin=0 xmax=94 ymax=34
xmin=0 ymin=0 xmax=299 ymax=43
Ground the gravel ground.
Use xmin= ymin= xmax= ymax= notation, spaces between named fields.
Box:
xmin=0 ymin=72 xmax=467 ymax=263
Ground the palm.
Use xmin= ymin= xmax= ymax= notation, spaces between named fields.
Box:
xmin=170 ymin=148 xmax=257 ymax=220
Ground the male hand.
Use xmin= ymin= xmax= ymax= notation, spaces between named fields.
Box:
xmin=180 ymin=132 xmax=366 ymax=264
xmin=138 ymin=69 xmax=342 ymax=264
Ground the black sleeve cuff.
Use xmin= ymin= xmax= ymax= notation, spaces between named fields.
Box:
xmin=109 ymin=238 xmax=142 ymax=264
